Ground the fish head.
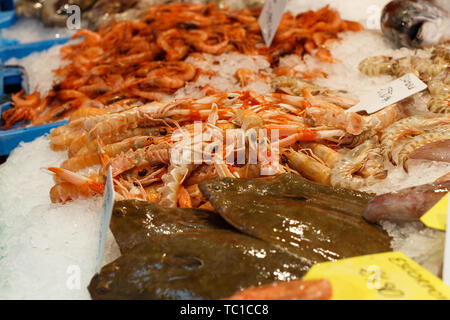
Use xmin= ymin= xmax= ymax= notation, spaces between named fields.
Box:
xmin=381 ymin=0 xmax=449 ymax=48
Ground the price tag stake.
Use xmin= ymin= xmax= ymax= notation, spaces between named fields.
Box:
xmin=258 ymin=0 xmax=288 ymax=47
xmin=96 ymin=166 xmax=115 ymax=274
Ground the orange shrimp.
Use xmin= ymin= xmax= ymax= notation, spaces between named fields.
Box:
xmin=50 ymin=182 xmax=91 ymax=204
xmin=48 ymin=167 xmax=104 ymax=203
xmin=316 ymin=48 xmax=337 ymax=63
xmin=223 ymin=279 xmax=332 ymax=300
xmin=235 ymin=68 xmax=255 ymax=87
xmin=69 ymin=107 xmax=108 ymax=122
xmin=177 ymin=185 xmax=193 ymax=208
xmin=157 ymin=29 xmax=190 ymax=61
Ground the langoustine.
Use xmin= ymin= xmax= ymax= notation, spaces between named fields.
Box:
xmin=47 ymin=90 xmax=354 ymax=205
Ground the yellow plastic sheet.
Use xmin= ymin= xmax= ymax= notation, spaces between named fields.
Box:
xmin=303 ymin=252 xmax=450 ymax=300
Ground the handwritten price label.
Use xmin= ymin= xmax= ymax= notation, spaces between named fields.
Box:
xmin=258 ymin=0 xmax=288 ymax=47
xmin=347 ymin=73 xmax=427 ymax=114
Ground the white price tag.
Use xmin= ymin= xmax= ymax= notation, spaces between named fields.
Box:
xmin=258 ymin=0 xmax=288 ymax=47
xmin=347 ymin=73 xmax=427 ymax=114
xmin=96 ymin=166 xmax=114 ymax=273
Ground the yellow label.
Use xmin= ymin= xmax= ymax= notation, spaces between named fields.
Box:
xmin=303 ymin=252 xmax=450 ymax=300
xmin=420 ymin=193 xmax=449 ymax=231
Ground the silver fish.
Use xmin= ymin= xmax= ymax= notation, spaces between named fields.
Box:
xmin=381 ymin=0 xmax=450 ymax=48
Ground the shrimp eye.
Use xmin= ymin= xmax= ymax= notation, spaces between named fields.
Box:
xmin=281 ymin=154 xmax=289 ymax=164
xmin=133 ymin=182 xmax=139 ymax=187
xmin=160 ymin=128 xmax=168 ymax=135
xmin=138 ymin=169 xmax=148 ymax=176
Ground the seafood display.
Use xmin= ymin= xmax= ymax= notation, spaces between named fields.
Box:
xmin=363 ymin=179 xmax=450 ymax=223
xmin=3 ymin=0 xmax=450 ymax=301
xmin=89 ymin=175 xmax=390 ymax=299
xmin=359 ymin=45 xmax=450 ymax=114
xmin=46 ymin=87 xmax=415 ymax=206
xmin=15 ymin=0 xmax=267 ymax=29
xmin=381 ymin=0 xmax=450 ymax=48
xmin=3 ymin=3 xmax=363 ymax=129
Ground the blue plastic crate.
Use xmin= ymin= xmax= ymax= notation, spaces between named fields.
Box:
xmin=0 ymin=37 xmax=71 ymax=156
xmin=0 ymin=102 xmax=67 ymax=155
xmin=0 ymin=0 xmax=16 ymax=30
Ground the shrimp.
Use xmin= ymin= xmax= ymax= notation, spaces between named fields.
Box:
xmin=302 ymin=142 xmax=342 ymax=168
xmin=340 ymin=104 xmax=405 ymax=148
xmin=49 ymin=129 xmax=85 ymax=152
xmin=69 ymin=107 xmax=108 ymax=122
xmin=184 ymin=164 xmax=217 ymax=186
xmin=62 ymin=136 xmax=156 ymax=172
xmin=72 ymin=29 xmax=102 ymax=46
xmin=278 ymin=129 xmax=346 ymax=147
xmin=73 ymin=127 xmax=168 ymax=158
xmin=87 ymin=102 xmax=164 ymax=142
xmin=281 ymin=149 xmax=331 ymax=185
xmin=272 ymin=77 xmax=357 ymax=108
xmin=144 ymin=62 xmax=196 ymax=89
xmin=107 ymin=141 xmax=172 ymax=177
xmin=190 ymin=30 xmax=229 ymax=55
xmin=48 ymin=167 xmax=104 ymax=203
xmin=305 ymin=106 xmax=364 ymax=135
xmin=50 ymin=182 xmax=91 ymax=204
xmin=235 ymin=68 xmax=255 ymax=87
xmin=380 ymin=116 xmax=450 ymax=162
xmin=330 ymin=137 xmax=386 ymax=190
xmin=358 ymin=55 xmax=407 ymax=77
xmin=157 ymin=28 xmax=190 ymax=61
xmin=178 ymin=185 xmax=193 ymax=208
xmin=428 ymin=97 xmax=450 ymax=114
xmin=158 ymin=164 xmax=196 ymax=208
xmin=396 ymin=125 xmax=450 ymax=171
xmin=186 ymin=184 xmax=206 ymax=208
xmin=427 ymin=70 xmax=449 ymax=97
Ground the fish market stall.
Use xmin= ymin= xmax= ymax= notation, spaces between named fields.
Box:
xmin=0 ymin=0 xmax=449 ymax=300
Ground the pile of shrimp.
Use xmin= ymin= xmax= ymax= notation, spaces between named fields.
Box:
xmin=359 ymin=44 xmax=450 ymax=114
xmin=2 ymin=3 xmax=363 ymax=129
xmin=47 ymin=86 xmax=422 ymax=207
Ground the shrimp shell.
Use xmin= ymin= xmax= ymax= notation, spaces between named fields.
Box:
xmin=158 ymin=165 xmax=196 ymax=208
xmin=108 ymin=142 xmax=172 ymax=177
xmin=87 ymin=102 xmax=163 ymax=142
xmin=62 ymin=136 xmax=155 ymax=172
xmin=184 ymin=165 xmax=217 ymax=186
xmin=381 ymin=116 xmax=450 ymax=162
xmin=50 ymin=182 xmax=91 ymax=204
xmin=330 ymin=137 xmax=385 ymax=190
xmin=281 ymin=149 xmax=331 ymax=185
xmin=303 ymin=143 xmax=342 ymax=168
xmin=396 ymin=125 xmax=450 ymax=170
xmin=306 ymin=106 xmax=364 ymax=135
xmin=358 ymin=56 xmax=402 ymax=77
